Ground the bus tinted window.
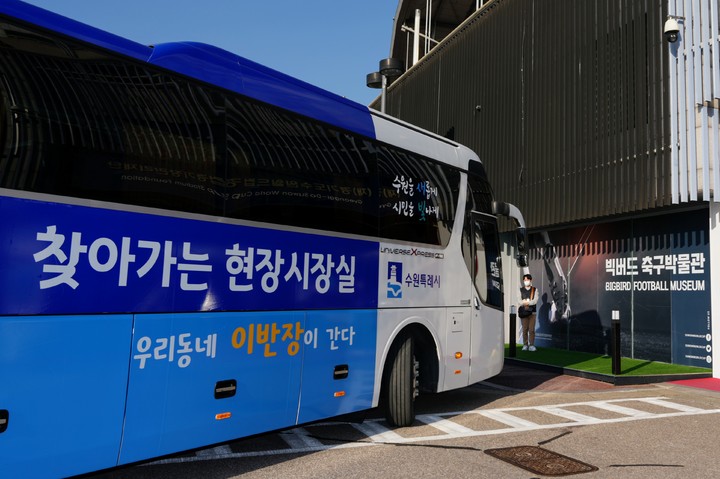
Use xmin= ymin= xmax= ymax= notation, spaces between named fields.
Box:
xmin=0 ymin=21 xmax=459 ymax=245
xmin=466 ymin=162 xmax=494 ymax=215
xmin=224 ymin=98 xmax=378 ymax=236
xmin=376 ymin=144 xmax=459 ymax=245
xmin=0 ymin=25 xmax=225 ymax=215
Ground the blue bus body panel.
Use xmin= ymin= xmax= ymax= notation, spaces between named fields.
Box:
xmin=0 ymin=314 xmax=132 ymax=479
xmin=0 ymin=1 xmax=383 ymax=475
xmin=0 ymin=0 xmax=153 ymax=62
xmin=0 ymin=195 xmax=380 ymax=315
xmin=119 ymin=310 xmax=377 ymax=464
xmin=297 ymin=310 xmax=377 ymax=424
xmin=0 ymin=1 xmax=377 ymax=139
xmin=148 ymin=42 xmax=376 ymax=138
xmin=120 ymin=311 xmax=304 ymax=464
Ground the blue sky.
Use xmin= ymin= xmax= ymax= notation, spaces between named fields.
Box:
xmin=22 ymin=0 xmax=397 ymax=106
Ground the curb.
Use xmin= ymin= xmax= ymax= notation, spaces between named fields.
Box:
xmin=504 ymin=357 xmax=713 ymax=385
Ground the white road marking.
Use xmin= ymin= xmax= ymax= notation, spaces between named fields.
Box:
xmin=586 ymin=401 xmax=654 ymax=417
xmin=535 ymin=406 xmax=604 ymax=424
xmin=195 ymin=445 xmax=232 ymax=457
xmin=478 ymin=410 xmax=538 ymax=428
xmin=351 ymin=421 xmax=405 ymax=443
xmin=415 ymin=414 xmax=475 ymax=434
xmin=280 ymin=428 xmax=324 ymax=449
xmin=147 ymin=396 xmax=720 ymax=465
xmin=641 ymin=397 xmax=704 ymax=413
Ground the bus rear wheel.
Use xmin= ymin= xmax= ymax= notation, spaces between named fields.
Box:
xmin=383 ymin=334 xmax=418 ymax=427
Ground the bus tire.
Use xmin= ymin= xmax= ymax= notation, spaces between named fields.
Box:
xmin=384 ymin=334 xmax=416 ymax=427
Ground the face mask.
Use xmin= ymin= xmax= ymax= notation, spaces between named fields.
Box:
xmin=523 ymin=280 xmax=531 ymax=287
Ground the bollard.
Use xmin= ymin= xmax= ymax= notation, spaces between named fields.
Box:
xmin=611 ymin=310 xmax=621 ymax=375
xmin=509 ymin=305 xmax=517 ymax=357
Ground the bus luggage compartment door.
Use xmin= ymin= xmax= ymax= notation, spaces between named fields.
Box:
xmin=296 ymin=310 xmax=377 ymax=424
xmin=119 ymin=311 xmax=304 ymax=465
xmin=0 ymin=314 xmax=132 ymax=479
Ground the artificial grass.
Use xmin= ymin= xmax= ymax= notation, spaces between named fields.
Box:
xmin=504 ymin=345 xmax=712 ymax=376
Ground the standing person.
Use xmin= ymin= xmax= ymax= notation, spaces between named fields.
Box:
xmin=518 ymin=274 xmax=538 ymax=351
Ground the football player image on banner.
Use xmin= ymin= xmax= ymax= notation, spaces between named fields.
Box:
xmin=526 ymin=209 xmax=710 ymax=368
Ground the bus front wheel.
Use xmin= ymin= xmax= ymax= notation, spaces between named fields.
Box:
xmin=383 ymin=334 xmax=418 ymax=427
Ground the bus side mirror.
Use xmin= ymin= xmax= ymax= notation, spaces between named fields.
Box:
xmin=515 ymin=228 xmax=526 ymax=252
xmin=492 ymin=201 xmax=528 ymax=268
xmin=515 ymin=228 xmax=527 ymax=267
xmin=517 ymin=254 xmax=528 ymax=268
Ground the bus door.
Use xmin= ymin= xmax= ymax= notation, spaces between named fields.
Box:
xmin=468 ymin=212 xmax=505 ymax=384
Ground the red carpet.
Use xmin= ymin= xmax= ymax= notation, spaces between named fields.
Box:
xmin=670 ymin=377 xmax=720 ymax=392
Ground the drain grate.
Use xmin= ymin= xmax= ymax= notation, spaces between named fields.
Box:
xmin=485 ymin=446 xmax=598 ymax=476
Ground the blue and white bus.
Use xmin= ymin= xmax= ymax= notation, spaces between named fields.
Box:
xmin=0 ymin=2 xmax=525 ymax=477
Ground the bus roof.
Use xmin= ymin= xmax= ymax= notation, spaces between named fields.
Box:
xmin=0 ymin=0 xmax=376 ymax=138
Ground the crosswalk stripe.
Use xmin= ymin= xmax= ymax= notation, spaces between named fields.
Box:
xmin=351 ymin=421 xmax=405 ymax=442
xmin=536 ymin=406 xmax=604 ymax=423
xmin=641 ymin=397 xmax=704 ymax=413
xmin=195 ymin=445 xmax=232 ymax=457
xmin=280 ymin=428 xmax=324 ymax=449
xmin=478 ymin=410 xmax=538 ymax=428
xmin=587 ymin=401 xmax=654 ymax=417
xmin=416 ymin=414 xmax=475 ymax=434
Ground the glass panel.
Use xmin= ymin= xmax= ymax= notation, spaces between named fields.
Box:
xmin=224 ymin=98 xmax=378 ymax=235
xmin=0 ymin=21 xmax=224 ymax=215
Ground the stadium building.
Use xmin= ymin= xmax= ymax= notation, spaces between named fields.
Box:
xmin=372 ymin=0 xmax=720 ymax=376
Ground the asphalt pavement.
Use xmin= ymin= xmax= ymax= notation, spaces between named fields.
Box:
xmin=80 ymin=363 xmax=720 ymax=479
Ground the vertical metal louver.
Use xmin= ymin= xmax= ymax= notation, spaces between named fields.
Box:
xmin=378 ymin=0 xmax=689 ymax=229
xmin=667 ymin=0 xmax=720 ymax=203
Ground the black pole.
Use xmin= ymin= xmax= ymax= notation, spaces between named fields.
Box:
xmin=509 ymin=305 xmax=517 ymax=357
xmin=611 ymin=310 xmax=621 ymax=375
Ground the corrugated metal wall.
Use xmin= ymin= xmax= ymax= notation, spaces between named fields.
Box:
xmin=668 ymin=0 xmax=720 ymax=203
xmin=377 ymin=0 xmax=675 ymax=229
